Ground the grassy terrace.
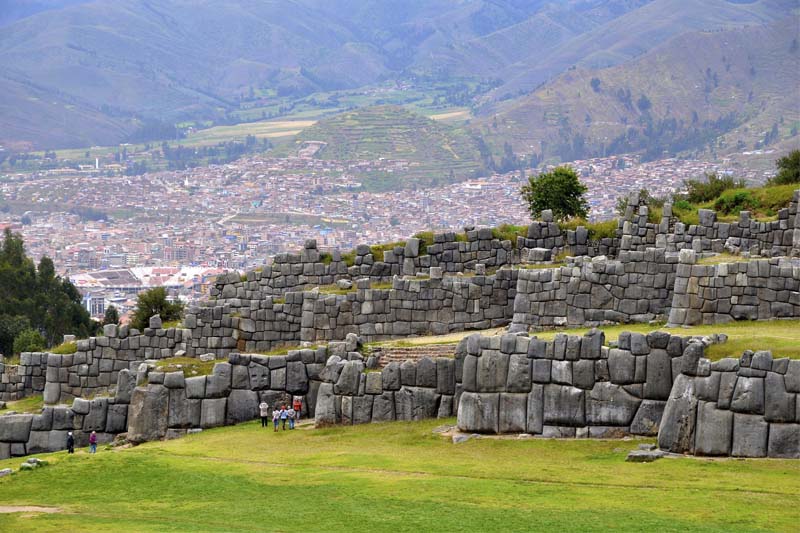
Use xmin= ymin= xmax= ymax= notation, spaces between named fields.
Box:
xmin=1 ymin=419 xmax=798 ymax=531
xmin=0 ymin=394 xmax=44 ymax=414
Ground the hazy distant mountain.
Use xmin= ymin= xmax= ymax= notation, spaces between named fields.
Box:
xmin=479 ymin=16 xmax=800 ymax=162
xmin=0 ymin=1 xmax=90 ymax=27
xmin=0 ymin=0 xmax=794 ymax=149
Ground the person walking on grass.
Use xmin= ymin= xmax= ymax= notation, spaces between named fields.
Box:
xmin=272 ymin=406 xmax=280 ymax=432
xmin=293 ymin=396 xmax=302 ymax=421
xmin=66 ymin=431 xmax=74 ymax=454
xmin=259 ymin=400 xmax=270 ymax=428
xmin=280 ymin=404 xmax=289 ymax=430
xmin=287 ymin=406 xmax=296 ymax=430
xmin=89 ymin=430 xmax=97 ymax=454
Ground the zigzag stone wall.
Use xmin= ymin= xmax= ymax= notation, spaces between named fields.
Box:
xmin=454 ymin=330 xmax=706 ymax=437
xmin=659 ymin=348 xmax=800 ymax=458
xmin=667 ymin=252 xmax=800 ymax=326
xmin=510 ymin=248 xmax=678 ymax=330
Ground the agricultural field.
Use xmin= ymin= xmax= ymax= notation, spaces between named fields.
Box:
xmin=1 ymin=418 xmax=798 ymax=531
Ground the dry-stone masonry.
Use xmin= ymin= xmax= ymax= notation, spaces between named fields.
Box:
xmin=455 ymin=330 xmax=705 ymax=437
xmin=659 ymin=346 xmax=800 ymax=458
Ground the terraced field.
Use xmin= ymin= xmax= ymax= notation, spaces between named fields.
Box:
xmin=296 ymin=105 xmax=485 ymax=191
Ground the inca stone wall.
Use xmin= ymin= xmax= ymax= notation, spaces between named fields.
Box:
xmin=299 ymin=270 xmax=518 ymax=344
xmin=0 ymin=371 xmax=132 ymax=459
xmin=659 ymin=347 xmax=800 ymax=458
xmin=314 ymin=355 xmax=456 ymax=427
xmin=510 ymin=248 xmax=678 ymax=330
xmin=0 ymin=352 xmax=49 ymax=401
xmin=667 ymin=252 xmax=800 ymax=326
xmin=42 ymin=322 xmax=190 ymax=405
xmin=455 ymin=330 xmax=707 ymax=437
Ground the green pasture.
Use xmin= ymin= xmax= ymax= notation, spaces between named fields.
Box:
xmin=0 ymin=418 xmax=798 ymax=531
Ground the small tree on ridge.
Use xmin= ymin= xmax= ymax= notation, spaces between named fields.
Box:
xmin=520 ymin=166 xmax=589 ymax=221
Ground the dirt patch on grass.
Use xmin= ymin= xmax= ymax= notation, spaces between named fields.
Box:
xmin=0 ymin=505 xmax=62 ymax=514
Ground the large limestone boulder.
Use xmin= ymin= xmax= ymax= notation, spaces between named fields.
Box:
xmin=457 ymin=392 xmax=499 ymax=433
xmin=657 ymin=374 xmax=698 ymax=453
xmin=585 ymin=382 xmax=641 ymax=426
xmin=226 ymin=390 xmax=259 ymax=424
xmin=127 ymin=385 xmax=169 ymax=444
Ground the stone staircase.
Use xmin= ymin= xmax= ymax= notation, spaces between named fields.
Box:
xmin=372 ymin=344 xmax=457 ymax=368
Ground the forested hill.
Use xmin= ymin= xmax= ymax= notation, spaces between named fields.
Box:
xmin=0 ymin=0 xmax=792 ymax=149
xmin=479 ymin=16 xmax=800 ymax=162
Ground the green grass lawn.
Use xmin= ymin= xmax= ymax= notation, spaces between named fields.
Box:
xmin=533 ymin=319 xmax=800 ymax=361
xmin=0 ymin=394 xmax=44 ymax=414
xmin=0 ymin=419 xmax=798 ymax=531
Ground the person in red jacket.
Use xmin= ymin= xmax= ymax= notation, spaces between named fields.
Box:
xmin=292 ymin=396 xmax=302 ymax=422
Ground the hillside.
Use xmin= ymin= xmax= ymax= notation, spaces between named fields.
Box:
xmin=479 ymin=16 xmax=800 ymax=162
xmin=295 ymin=106 xmax=485 ymax=191
xmin=0 ymin=0 xmax=790 ymax=149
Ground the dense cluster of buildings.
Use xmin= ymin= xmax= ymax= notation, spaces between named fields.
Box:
xmin=1 ymin=151 xmax=770 ymax=318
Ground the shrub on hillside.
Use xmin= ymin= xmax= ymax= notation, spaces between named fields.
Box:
xmin=520 ymin=166 xmax=589 ymax=222
xmin=13 ymin=329 xmax=45 ymax=354
xmin=767 ymin=149 xmax=800 ymax=186
xmin=130 ymin=287 xmax=184 ymax=331
xmin=680 ymin=173 xmax=746 ymax=204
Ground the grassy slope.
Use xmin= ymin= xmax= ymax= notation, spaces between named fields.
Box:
xmin=296 ymin=105 xmax=483 ymax=190
xmin=482 ymin=15 xmax=800 ymax=160
xmin=0 ymin=418 xmax=798 ymax=531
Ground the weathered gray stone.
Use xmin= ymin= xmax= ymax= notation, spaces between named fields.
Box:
xmin=334 ymin=361 xmax=363 ymax=395
xmin=532 ymin=359 xmax=551 ymax=384
xmin=586 ymin=382 xmax=641 ymax=426
xmin=270 ymin=367 xmax=286 ymax=390
xmin=657 ymin=374 xmax=698 ymax=453
xmin=550 ymin=360 xmax=572 ymax=385
xmin=765 ymin=373 xmax=796 ymax=422
xmin=694 ymin=401 xmax=732 ymax=456
xmin=365 ymin=372 xmax=383 ymax=395
xmin=644 ymin=349 xmax=672 ymax=400
xmin=127 ymin=385 xmax=169 ymax=443
xmin=629 ymin=400 xmax=666 ymax=436
xmin=286 ymin=361 xmax=309 ymax=393
xmin=83 ymin=398 xmax=109 ymax=431
xmin=400 ymin=360 xmax=416 ymax=387
xmin=498 ymin=393 xmax=527 ymax=433
xmin=200 ymin=398 xmax=227 ymax=428
xmin=106 ymin=404 xmax=128 ymax=433
xmin=608 ymin=349 xmax=636 ymax=384
xmin=185 ymin=376 xmax=206 ymax=399
xmin=371 ymin=391 xmax=395 ymax=422
xmin=226 ymin=390 xmax=259 ymax=424
xmin=785 ymin=361 xmax=800 ymax=393
xmin=732 ymin=413 xmax=768 ymax=457
xmin=416 ymin=357 xmax=437 ymax=388
xmin=475 ymin=351 xmax=509 ymax=392
xmin=0 ymin=414 xmax=33 ymax=442
xmin=248 ymin=364 xmax=270 ymax=390
xmin=526 ymin=384 xmax=544 ymax=434
xmin=314 ymin=383 xmax=337 ymax=426
xmin=457 ymin=392 xmax=499 ymax=433
xmin=730 ymin=376 xmax=765 ymax=414
xmin=382 ymin=362 xmax=401 ymax=391
xmin=572 ymin=360 xmax=595 ymax=390
xmin=395 ymin=386 xmax=440 ymax=421
xmin=767 ymin=423 xmax=800 ymax=458
xmin=506 ymin=354 xmax=531 ymax=392
xmin=543 ymin=384 xmax=585 ymax=426
xmin=352 ymin=395 xmax=374 ymax=425
xmin=115 ymin=369 xmax=136 ymax=403
xmin=436 ymin=358 xmax=455 ymax=395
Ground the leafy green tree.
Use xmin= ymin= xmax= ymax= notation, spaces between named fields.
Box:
xmin=0 ymin=229 xmax=97 ymax=353
xmin=130 ymin=287 xmax=183 ymax=331
xmin=0 ymin=315 xmax=31 ymax=357
xmin=103 ymin=305 xmax=120 ymax=326
xmin=13 ymin=328 xmax=45 ymax=354
xmin=520 ymin=166 xmax=589 ymax=221
xmin=767 ymin=150 xmax=800 ymax=185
